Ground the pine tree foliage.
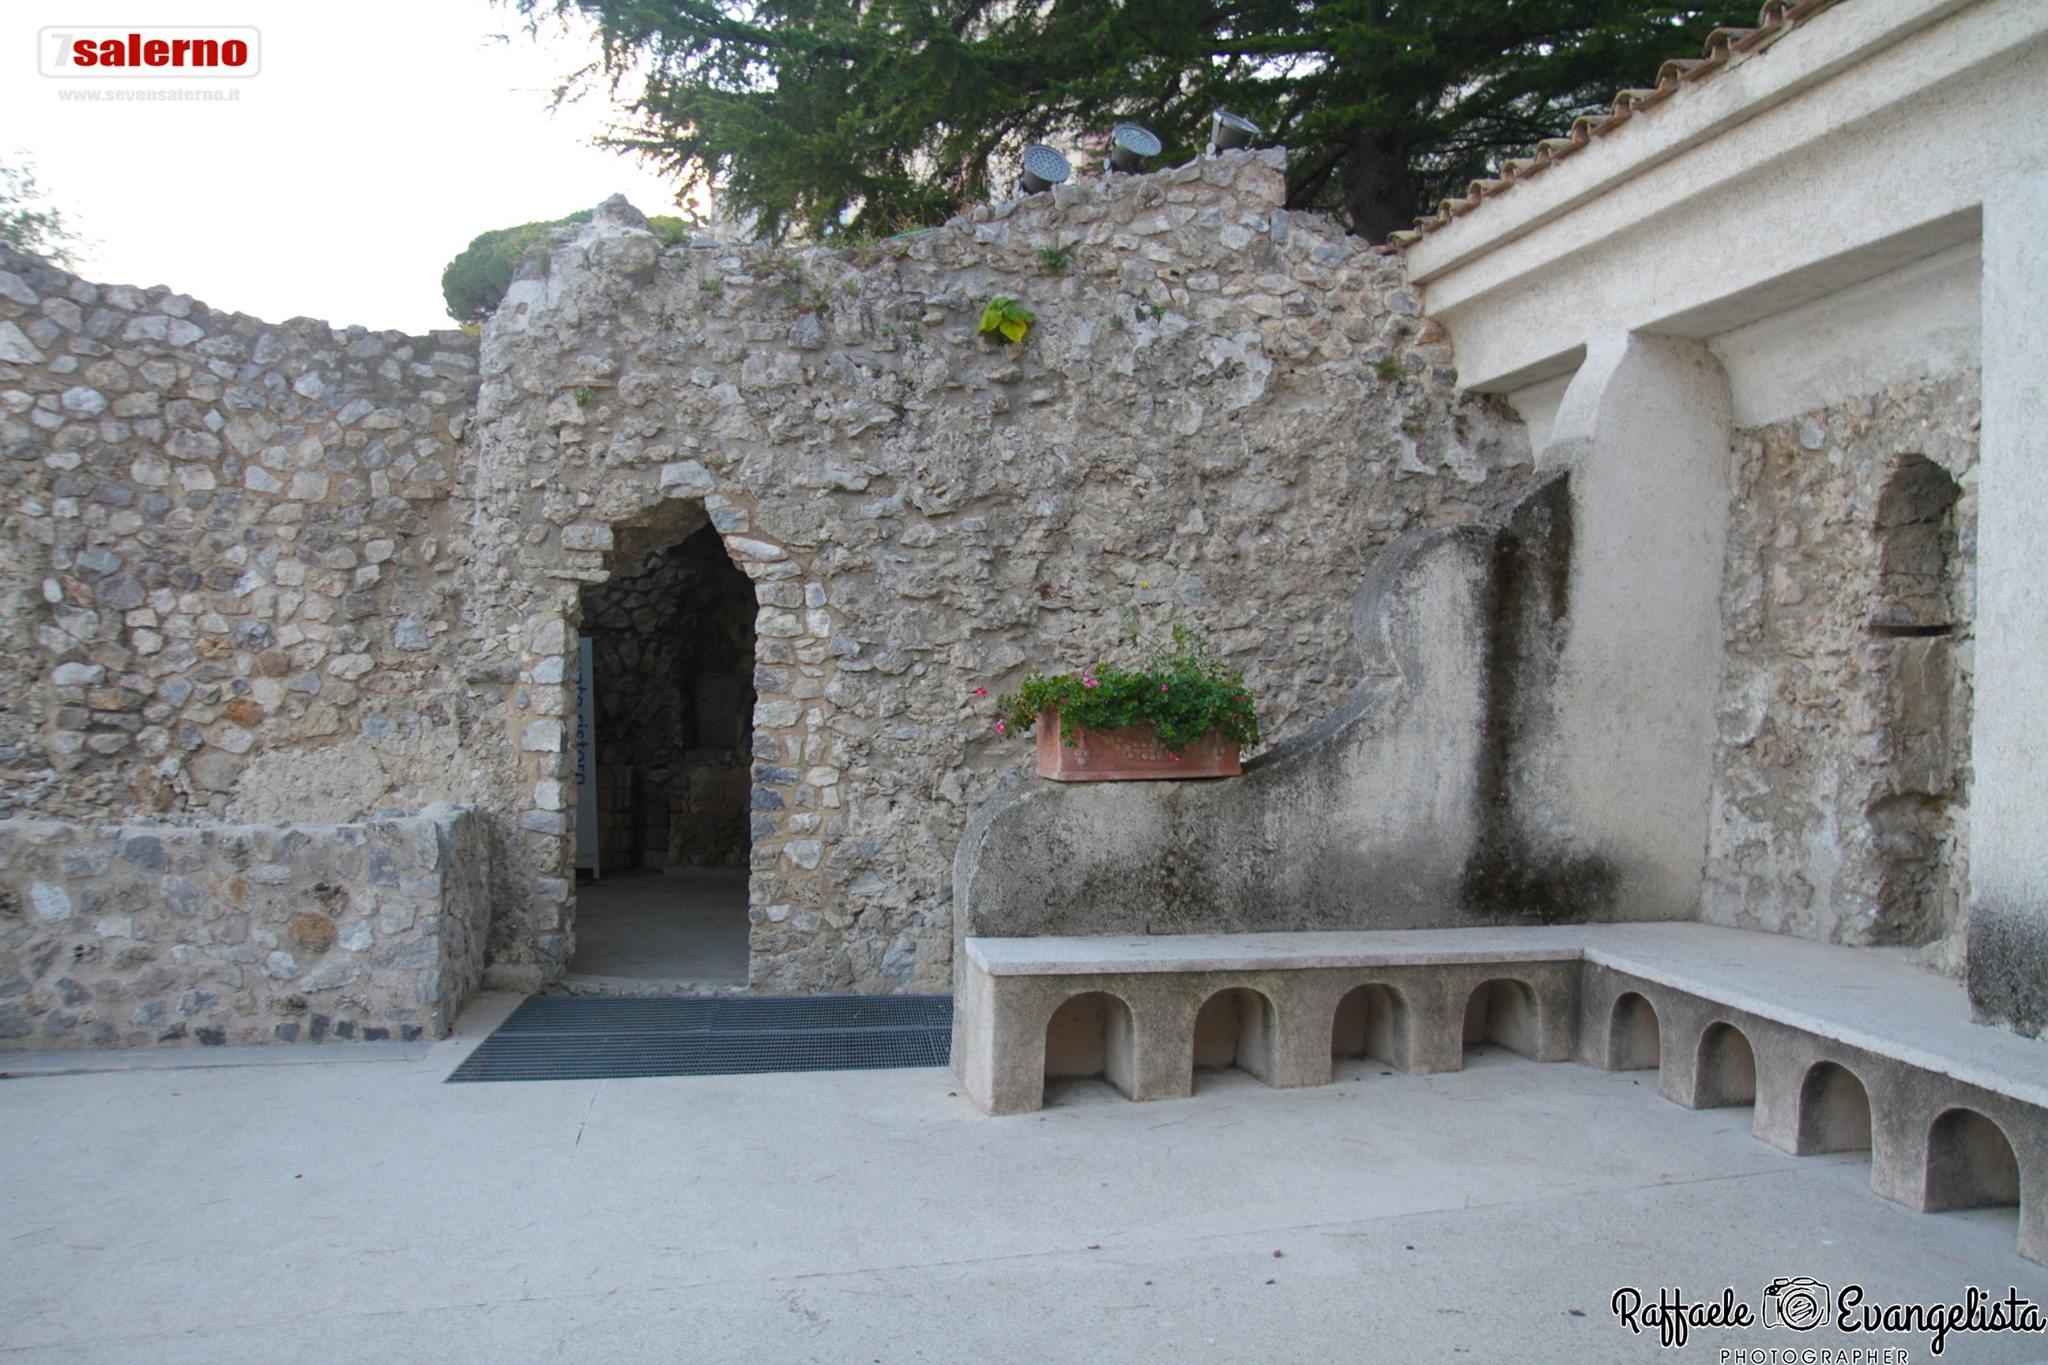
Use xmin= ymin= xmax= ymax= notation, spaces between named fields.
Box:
xmin=520 ymin=0 xmax=1757 ymax=242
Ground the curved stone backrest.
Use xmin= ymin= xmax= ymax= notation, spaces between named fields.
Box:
xmin=953 ymin=472 xmax=1601 ymax=948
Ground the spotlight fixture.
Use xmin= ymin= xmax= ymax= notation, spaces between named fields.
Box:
xmin=1017 ymin=144 xmax=1072 ymax=195
xmin=1209 ymin=109 xmax=1261 ymax=154
xmin=1105 ymin=123 xmax=1161 ymax=174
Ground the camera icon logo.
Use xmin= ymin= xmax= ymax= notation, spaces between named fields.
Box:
xmin=1762 ymin=1276 xmax=1831 ymax=1331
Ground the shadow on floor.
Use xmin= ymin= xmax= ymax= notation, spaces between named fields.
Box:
xmin=568 ymin=872 xmax=748 ymax=983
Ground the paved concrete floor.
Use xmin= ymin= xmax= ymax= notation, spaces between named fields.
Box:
xmin=2 ymin=992 xmax=2043 ymax=1364
xmin=567 ymin=872 xmax=748 ymax=983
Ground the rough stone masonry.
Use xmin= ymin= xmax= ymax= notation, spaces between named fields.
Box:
xmin=0 ymin=805 xmax=490 ymax=1048
xmin=1705 ymin=375 xmax=1980 ymax=974
xmin=0 ymin=149 xmax=1535 ymax=1042
xmin=466 ymin=152 xmax=1531 ymax=993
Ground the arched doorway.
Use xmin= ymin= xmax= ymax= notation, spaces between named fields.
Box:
xmin=568 ymin=516 xmax=756 ymax=984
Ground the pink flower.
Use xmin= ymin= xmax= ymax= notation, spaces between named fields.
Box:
xmin=995 ymin=719 xmax=1006 ymax=735
xmin=1082 ymin=675 xmax=1099 ymax=689
xmin=973 ymin=687 xmax=987 ymax=697
xmin=1160 ymin=684 xmax=1169 ymax=693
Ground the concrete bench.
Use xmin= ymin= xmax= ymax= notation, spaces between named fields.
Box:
xmin=954 ymin=922 xmax=2048 ymax=1264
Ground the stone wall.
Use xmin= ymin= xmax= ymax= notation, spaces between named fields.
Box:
xmin=0 ymin=803 xmax=491 ymax=1050
xmin=1703 ymin=374 xmax=1978 ymax=970
xmin=0 ymin=246 xmax=480 ymax=826
xmin=468 ymin=151 xmax=1531 ymax=992
xmin=0 ymin=149 xmax=1532 ymax=1004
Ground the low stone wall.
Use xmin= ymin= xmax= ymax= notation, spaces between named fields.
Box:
xmin=0 ymin=803 xmax=490 ymax=1050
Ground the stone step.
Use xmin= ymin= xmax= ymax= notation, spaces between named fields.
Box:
xmin=955 ymin=922 xmax=2048 ymax=1265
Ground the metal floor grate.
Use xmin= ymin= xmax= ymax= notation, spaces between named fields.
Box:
xmin=446 ymin=993 xmax=952 ymax=1083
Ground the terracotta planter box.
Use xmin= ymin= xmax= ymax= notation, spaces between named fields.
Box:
xmin=1033 ymin=709 xmax=1242 ymax=781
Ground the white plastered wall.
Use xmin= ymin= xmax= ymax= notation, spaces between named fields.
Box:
xmin=1398 ymin=0 xmax=2043 ymax=1014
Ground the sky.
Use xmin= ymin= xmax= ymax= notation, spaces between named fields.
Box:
xmin=2 ymin=2 xmax=692 ymax=333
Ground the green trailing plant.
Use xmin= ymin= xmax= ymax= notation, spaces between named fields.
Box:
xmin=993 ymin=622 xmax=1259 ymax=756
xmin=978 ymin=296 xmax=1035 ymax=344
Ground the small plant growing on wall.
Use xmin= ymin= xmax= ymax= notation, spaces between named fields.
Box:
xmin=978 ymin=296 xmax=1035 ymax=343
xmin=572 ymin=385 xmax=594 ymax=408
xmin=1037 ymin=245 xmax=1072 ymax=272
xmin=774 ymin=263 xmax=829 ymax=315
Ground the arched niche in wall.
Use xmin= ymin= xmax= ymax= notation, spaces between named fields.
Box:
xmin=1863 ymin=454 xmax=1966 ymax=947
xmin=1872 ymin=456 xmax=1963 ymax=637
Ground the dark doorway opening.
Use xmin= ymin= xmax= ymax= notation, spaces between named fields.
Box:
xmin=571 ymin=520 xmax=755 ymax=985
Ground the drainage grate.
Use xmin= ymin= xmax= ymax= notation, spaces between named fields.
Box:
xmin=446 ymin=993 xmax=952 ymax=1083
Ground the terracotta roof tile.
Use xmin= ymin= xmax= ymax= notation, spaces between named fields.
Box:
xmin=1386 ymin=0 xmax=1844 ymax=248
